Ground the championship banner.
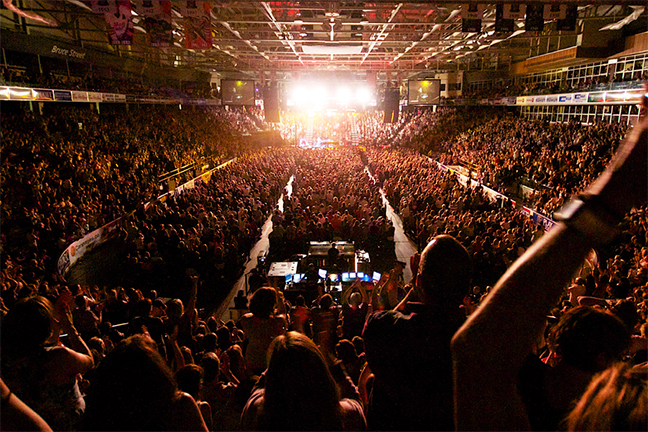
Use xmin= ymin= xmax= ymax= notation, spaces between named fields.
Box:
xmin=142 ymin=0 xmax=173 ymax=47
xmin=557 ymin=5 xmax=578 ymax=31
xmin=502 ymin=3 xmax=525 ymax=19
xmin=91 ymin=0 xmax=113 ymax=14
xmin=184 ymin=1 xmax=212 ymax=49
xmin=525 ymin=4 xmax=544 ymax=32
xmin=105 ymin=0 xmax=134 ymax=45
xmin=180 ymin=1 xmax=203 ymax=17
xmin=136 ymin=0 xmax=155 ymax=15
xmin=544 ymin=4 xmax=567 ymax=20
xmin=461 ymin=3 xmax=483 ymax=33
xmin=495 ymin=4 xmax=514 ymax=33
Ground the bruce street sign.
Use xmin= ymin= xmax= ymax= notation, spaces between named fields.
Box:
xmin=51 ymin=45 xmax=86 ymax=60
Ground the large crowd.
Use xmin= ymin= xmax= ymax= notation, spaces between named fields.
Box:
xmin=436 ymin=112 xmax=628 ymax=217
xmin=1 ymin=94 xmax=647 ymax=431
xmin=269 ymin=147 xmax=395 ymax=271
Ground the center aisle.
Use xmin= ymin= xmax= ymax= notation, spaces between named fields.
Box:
xmin=218 ymin=162 xmax=419 ymax=322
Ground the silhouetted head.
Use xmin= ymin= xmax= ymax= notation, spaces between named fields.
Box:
xmin=415 ymin=235 xmax=472 ymax=308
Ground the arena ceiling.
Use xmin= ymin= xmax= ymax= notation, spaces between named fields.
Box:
xmin=1 ymin=1 xmax=647 ymax=82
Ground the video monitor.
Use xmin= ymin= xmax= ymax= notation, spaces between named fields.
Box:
xmin=329 ymin=274 xmax=340 ymax=283
xmin=408 ymin=79 xmax=440 ymax=105
xmin=285 ymin=274 xmax=292 ymax=284
xmin=372 ymin=271 xmax=381 ymax=282
xmin=221 ymin=79 xmax=256 ymax=105
xmin=341 ymin=272 xmax=350 ymax=282
xmin=318 ymin=269 xmax=328 ymax=279
xmin=293 ymin=273 xmax=304 ymax=283
xmin=357 ymin=272 xmax=365 ymax=280
xmin=349 ymin=272 xmax=357 ymax=280
xmin=362 ymin=273 xmax=371 ymax=282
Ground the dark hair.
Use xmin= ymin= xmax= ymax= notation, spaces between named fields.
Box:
xmin=249 ymin=287 xmax=277 ymax=317
xmin=548 ymin=306 xmax=630 ymax=372
xmin=609 ymin=300 xmax=639 ymax=332
xmin=216 ymin=326 xmax=232 ymax=350
xmin=260 ymin=332 xmax=343 ymax=430
xmin=201 ymin=352 xmax=220 ymax=382
xmin=319 ymin=294 xmax=333 ymax=310
xmin=351 ymin=336 xmax=365 ymax=355
xmin=203 ymin=332 xmax=218 ymax=352
xmin=417 ymin=235 xmax=472 ymax=306
xmin=335 ymin=339 xmax=358 ymax=363
xmin=175 ymin=364 xmax=204 ymax=400
xmin=81 ymin=335 xmax=178 ymax=431
xmin=295 ymin=295 xmax=306 ymax=307
xmin=2 ymin=296 xmax=54 ymax=358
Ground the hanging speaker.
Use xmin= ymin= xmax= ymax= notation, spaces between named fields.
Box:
xmin=383 ymin=89 xmax=400 ymax=124
xmin=264 ymin=85 xmax=280 ymax=123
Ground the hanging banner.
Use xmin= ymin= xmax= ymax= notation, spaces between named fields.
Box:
xmin=142 ymin=0 xmax=173 ymax=47
xmin=91 ymin=0 xmax=113 ymax=14
xmin=180 ymin=1 xmax=203 ymax=18
xmin=544 ymin=4 xmax=567 ymax=20
xmin=461 ymin=3 xmax=483 ymax=33
xmin=105 ymin=0 xmax=134 ymax=45
xmin=557 ymin=5 xmax=578 ymax=31
xmin=185 ymin=1 xmax=212 ymax=49
xmin=495 ymin=4 xmax=514 ymax=33
xmin=136 ymin=0 xmax=156 ymax=15
xmin=525 ymin=4 xmax=544 ymax=32
xmin=502 ymin=3 xmax=526 ymax=19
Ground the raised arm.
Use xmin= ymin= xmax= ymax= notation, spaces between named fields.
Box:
xmin=452 ymin=115 xmax=648 ymax=431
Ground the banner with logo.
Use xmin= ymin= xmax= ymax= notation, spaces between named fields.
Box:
xmin=54 ymin=90 xmax=73 ymax=101
xmin=9 ymin=87 xmax=32 ymax=100
xmin=105 ymin=0 xmax=134 ymax=45
xmin=33 ymin=89 xmax=54 ymax=101
xmin=58 ymin=217 xmax=124 ymax=275
xmin=142 ymin=0 xmax=173 ymax=47
xmin=71 ymin=91 xmax=89 ymax=101
xmin=184 ymin=1 xmax=212 ymax=49
xmin=88 ymin=92 xmax=103 ymax=102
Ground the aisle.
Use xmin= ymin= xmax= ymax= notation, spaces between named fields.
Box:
xmin=364 ymin=167 xmax=418 ymax=283
xmin=217 ymin=160 xmax=419 ymax=320
xmin=215 ymin=175 xmax=294 ymax=321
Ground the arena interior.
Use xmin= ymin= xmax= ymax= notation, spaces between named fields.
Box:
xmin=1 ymin=1 xmax=647 ymax=431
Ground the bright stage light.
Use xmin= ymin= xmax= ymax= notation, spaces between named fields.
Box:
xmin=337 ymin=86 xmax=351 ymax=103
xmin=313 ymin=86 xmax=327 ymax=101
xmin=357 ymin=86 xmax=372 ymax=104
xmin=291 ymin=85 xmax=307 ymax=106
